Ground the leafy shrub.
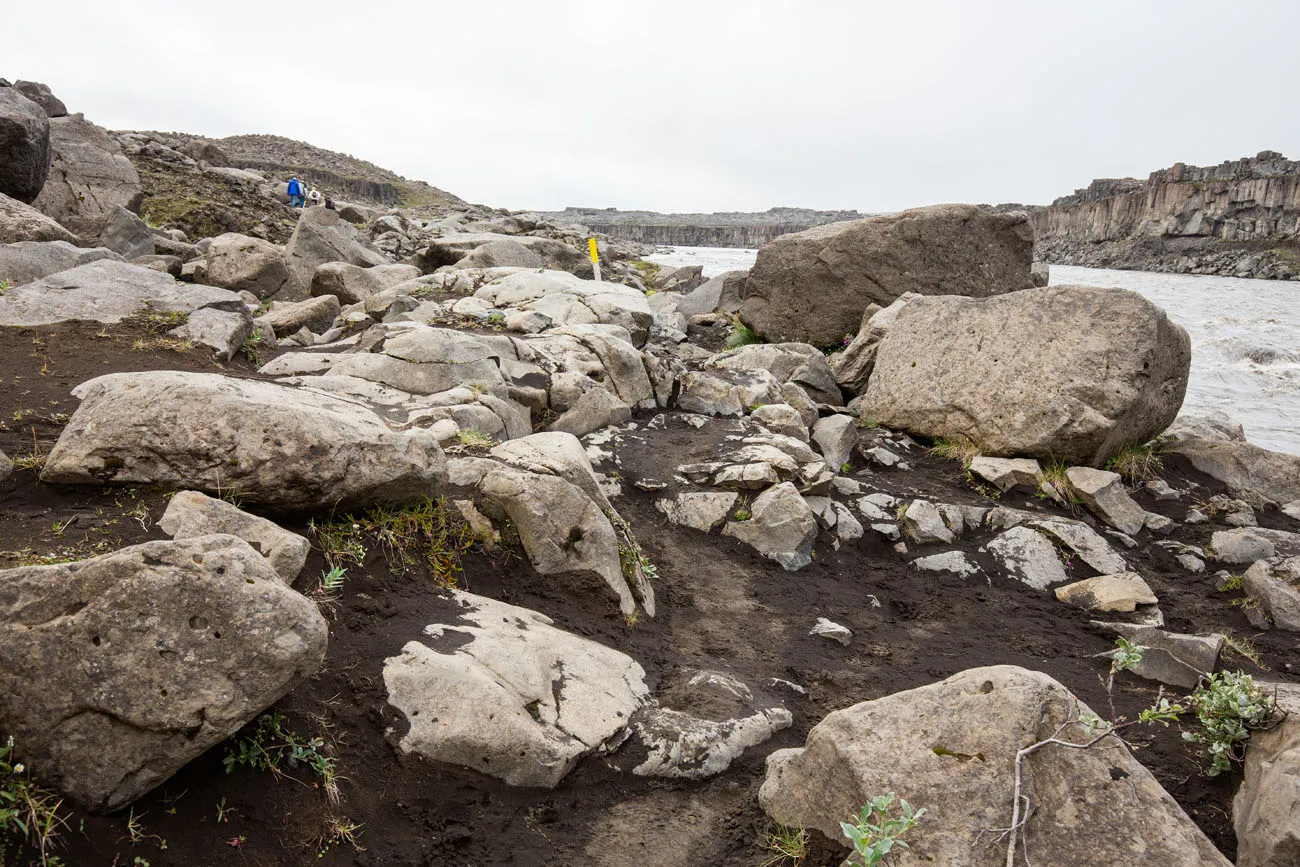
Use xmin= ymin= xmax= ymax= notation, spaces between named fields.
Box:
xmin=840 ymin=793 xmax=924 ymax=866
xmin=1184 ymin=671 xmax=1282 ymax=776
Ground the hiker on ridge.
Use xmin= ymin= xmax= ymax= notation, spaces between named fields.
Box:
xmin=287 ymin=177 xmax=304 ymax=208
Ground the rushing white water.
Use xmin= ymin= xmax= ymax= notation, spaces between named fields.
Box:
xmin=646 ymin=246 xmax=1300 ymax=455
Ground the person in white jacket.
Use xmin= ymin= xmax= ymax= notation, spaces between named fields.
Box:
xmin=308 ymin=188 xmax=322 ymax=207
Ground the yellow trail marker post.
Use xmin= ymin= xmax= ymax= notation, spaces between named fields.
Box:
xmin=588 ymin=237 xmax=602 ymax=283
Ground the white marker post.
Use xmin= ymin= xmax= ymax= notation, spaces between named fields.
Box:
xmin=588 ymin=237 xmax=602 ymax=283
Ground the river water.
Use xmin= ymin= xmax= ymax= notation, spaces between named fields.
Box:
xmin=646 ymin=247 xmax=1300 ymax=455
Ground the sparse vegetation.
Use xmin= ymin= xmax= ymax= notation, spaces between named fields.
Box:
xmin=1105 ymin=441 xmax=1165 ymax=483
xmin=926 ymin=436 xmax=979 ymax=468
xmin=1184 ymin=670 xmax=1283 ymax=776
xmin=1218 ymin=572 xmax=1244 ymax=592
xmin=1 ymin=736 xmax=67 ymax=867
xmin=224 ymin=712 xmax=339 ymax=803
xmin=0 ymin=279 xmax=11 ymax=296
xmin=856 ymin=414 xmax=879 ymax=430
xmin=309 ymin=498 xmax=474 ymax=588
xmin=451 ymin=428 xmax=496 ymax=453
xmin=629 ymin=260 xmax=660 ymax=284
xmin=840 ymin=793 xmax=925 ymax=866
xmin=761 ymin=823 xmax=809 ymax=866
xmin=725 ymin=318 xmax=761 ymax=349
xmin=733 ymin=508 xmax=752 ymax=522
xmin=1221 ymin=632 xmax=1267 ymax=670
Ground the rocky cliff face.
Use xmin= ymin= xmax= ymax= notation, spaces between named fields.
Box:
xmin=1030 ymin=151 xmax=1300 ymax=280
xmin=531 ymin=207 xmax=868 ymax=248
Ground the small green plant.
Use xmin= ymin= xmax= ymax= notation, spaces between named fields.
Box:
xmin=840 ymin=793 xmax=925 ymax=866
xmin=857 ymin=415 xmax=879 ymax=430
xmin=927 ymin=437 xmax=979 ymax=468
xmin=241 ymin=328 xmax=264 ymax=366
xmin=629 ymin=259 xmax=660 ymax=283
xmin=761 ymin=822 xmax=809 ymax=866
xmin=1 ymin=736 xmax=67 ymax=866
xmin=0 ymin=279 xmax=11 ymax=295
xmin=453 ymin=429 xmax=496 ymax=452
xmin=733 ymin=508 xmax=752 ymax=522
xmin=214 ymin=797 xmax=234 ymax=824
xmin=1105 ymin=441 xmax=1165 ymax=483
xmin=319 ymin=566 xmax=347 ymax=594
xmin=311 ymin=499 xmax=473 ymax=588
xmin=1183 ymin=670 xmax=1283 ymax=776
xmin=316 ymin=816 xmax=365 ymax=858
xmin=224 ymin=712 xmax=339 ymax=800
xmin=725 ymin=317 xmax=761 ymax=349
xmin=1222 ymin=632 xmax=1267 ymax=670
xmin=484 ymin=311 xmax=506 ymax=328
xmin=1218 ymin=573 xmax=1244 ymax=592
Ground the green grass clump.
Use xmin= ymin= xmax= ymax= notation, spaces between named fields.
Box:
xmin=1105 ymin=441 xmax=1165 ymax=483
xmin=309 ymin=498 xmax=473 ymax=588
xmin=725 ymin=318 xmax=762 ymax=349
xmin=1 ymin=736 xmax=67 ymax=866
xmin=927 ymin=436 xmax=979 ymax=468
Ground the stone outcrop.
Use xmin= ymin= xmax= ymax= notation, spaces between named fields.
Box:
xmin=0 ymin=535 xmax=328 ymax=812
xmin=1234 ymin=682 xmax=1300 ymax=867
xmin=0 ymin=86 xmax=51 ymax=203
xmin=1031 ymin=151 xmax=1300 ymax=281
xmin=282 ymin=206 xmax=387 ymax=299
xmin=0 ymin=193 xmax=76 ymax=245
xmin=32 ymin=113 xmax=143 ymax=239
xmin=760 ymin=666 xmax=1231 ymax=867
xmin=739 ymin=204 xmax=1035 ymax=346
xmin=532 ymin=206 xmax=868 ymax=248
xmin=862 ymin=286 xmax=1190 ymax=465
xmin=0 ymin=239 xmax=119 ymax=285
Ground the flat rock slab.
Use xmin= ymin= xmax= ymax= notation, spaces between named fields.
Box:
xmin=41 ymin=371 xmax=448 ymax=512
xmin=1055 ymin=572 xmax=1157 ymax=612
xmin=383 ymin=591 xmax=648 ymax=788
xmin=0 ymin=535 xmax=327 ymax=812
xmin=0 ymin=259 xmax=242 ymax=326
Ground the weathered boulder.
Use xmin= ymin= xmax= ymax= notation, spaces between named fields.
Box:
xmin=740 ymin=204 xmax=1035 ymax=346
xmin=760 ymin=666 xmax=1231 ymax=867
xmin=475 ymin=270 xmax=653 ymax=345
xmin=0 ymin=239 xmax=119 ymax=285
xmin=412 ymin=233 xmax=583 ymax=273
xmin=0 ymin=260 xmax=243 ymax=327
xmin=656 ymin=492 xmax=738 ymax=533
xmin=168 ymin=307 xmax=253 ymax=361
xmin=1106 ymin=625 xmax=1222 ymax=689
xmin=1241 ymin=557 xmax=1300 ymax=631
xmin=95 ymin=205 xmax=154 ymax=259
xmin=0 ymin=192 xmax=75 ymax=244
xmin=32 ymin=114 xmax=142 ymax=238
xmin=1212 ymin=528 xmax=1276 ymax=565
xmin=1054 ymin=572 xmax=1157 ymax=612
xmin=12 ymin=80 xmax=67 ymax=118
xmin=282 ymin=206 xmax=387 ymax=300
xmin=454 ymin=238 xmax=544 ymax=270
xmin=863 ymin=286 xmax=1191 ymax=465
xmin=707 ymin=343 xmax=842 ymax=406
xmin=969 ymin=456 xmax=1041 ymax=492
xmin=310 ymin=261 xmax=420 ymax=304
xmin=1234 ymin=682 xmax=1300 ymax=867
xmin=984 ymin=526 xmax=1069 ymax=589
xmin=203 ymin=233 xmax=290 ymax=298
xmin=0 ymin=535 xmax=328 ymax=812
xmin=1165 ymin=416 xmax=1300 ymax=505
xmin=811 ymin=414 xmax=857 ymax=470
xmin=42 ymin=371 xmax=448 ymax=511
xmin=750 ymin=403 xmax=809 ymax=441
xmin=676 ymin=269 xmax=748 ymax=318
xmin=255 ymin=295 xmax=340 ymax=337
xmin=721 ymin=482 xmax=818 ymax=571
xmin=1066 ymin=467 xmax=1147 ymax=535
xmin=158 ymin=491 xmax=310 ymax=584
xmin=548 ymin=387 xmax=631 ymax=437
xmin=384 ymin=591 xmax=648 ymax=788
xmin=0 ymin=87 xmax=50 ymax=203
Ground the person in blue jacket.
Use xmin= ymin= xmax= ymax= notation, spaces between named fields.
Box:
xmin=287 ymin=177 xmax=305 ymax=208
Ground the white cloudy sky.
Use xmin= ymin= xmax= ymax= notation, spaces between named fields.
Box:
xmin=9 ymin=0 xmax=1299 ymax=213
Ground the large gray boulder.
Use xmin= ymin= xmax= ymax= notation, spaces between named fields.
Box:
xmin=721 ymin=482 xmax=818 ymax=571
xmin=412 ymin=232 xmax=584 ymax=273
xmin=158 ymin=490 xmax=310 ymax=584
xmin=203 ymin=232 xmax=290 ymax=298
xmin=863 ymin=285 xmax=1191 ymax=465
xmin=32 ymin=114 xmax=142 ymax=238
xmin=0 ymin=535 xmax=328 ymax=812
xmin=454 ymin=238 xmax=544 ymax=270
xmin=12 ymin=80 xmax=67 ymax=118
xmin=282 ymin=206 xmax=387 ymax=300
xmin=760 ymin=666 xmax=1231 ymax=867
xmin=0 ymin=192 xmax=75 ymax=245
xmin=95 ymin=205 xmax=154 ymax=258
xmin=0 ymin=259 xmax=243 ymax=326
xmin=676 ymin=269 xmax=748 ymax=318
xmin=739 ymin=204 xmax=1035 ymax=346
xmin=384 ymin=590 xmax=648 ymax=788
xmin=42 ymin=371 xmax=448 ymax=511
xmin=1164 ymin=415 xmax=1300 ymax=505
xmin=1234 ymin=682 xmax=1300 ymax=867
xmin=0 ymin=87 xmax=51 ymax=203
xmin=311 ymin=261 xmax=420 ymax=304
xmin=0 ymin=239 xmax=120 ymax=286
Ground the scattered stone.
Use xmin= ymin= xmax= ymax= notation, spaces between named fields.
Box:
xmin=655 ymin=492 xmax=738 ymax=533
xmin=0 ymin=239 xmax=120 ymax=286
xmin=901 ymin=499 xmax=954 ymax=544
xmin=283 ymin=206 xmax=387 ymax=299
xmin=864 ymin=287 xmax=1190 ymax=465
xmin=158 ymin=491 xmax=310 ymax=584
xmin=548 ymin=388 xmax=632 ymax=438
xmin=1054 ymin=572 xmax=1157 ymax=612
xmin=1144 ymin=511 xmax=1176 ymax=535
xmin=759 ymin=666 xmax=1230 ymax=867
xmin=809 ymin=618 xmax=852 ymax=646
xmin=383 ymin=591 xmax=648 ymax=788
xmin=1185 ymin=508 xmax=1209 ymax=525
xmin=968 ymin=456 xmax=1041 ymax=492
xmin=739 ymin=204 xmax=1034 ymax=346
xmin=676 ymin=369 xmax=783 ymax=417
xmin=1105 ymin=625 xmax=1223 ymax=689
xmin=863 ymin=445 xmax=900 ymax=467
xmin=722 ymin=482 xmax=818 ymax=571
xmin=0 ymin=192 xmax=76 ymax=245
xmin=168 ymin=307 xmax=253 ymax=361
xmin=1165 ymin=415 xmax=1300 ymax=505
xmin=42 ymin=371 xmax=448 ymax=511
xmin=1211 ymin=528 xmax=1276 ymax=565
xmin=911 ymin=551 xmax=979 ymax=578
xmin=1177 ymin=553 xmax=1207 ymax=573
xmin=1066 ymin=467 xmax=1147 ymax=535
xmin=750 ymin=404 xmax=809 ymax=441
xmin=255 ymin=295 xmax=341 ymax=337
xmin=811 ymin=414 xmax=857 ymax=470
xmin=1028 ymin=518 xmax=1128 ymax=575
xmin=311 ymin=261 xmax=420 ymax=305
xmin=0 ymin=536 xmax=328 ymax=811
xmin=203 ymin=233 xmax=291 ymax=298
xmin=11 ymin=80 xmax=67 ymax=117
xmin=1145 ymin=479 xmax=1179 ymax=500
xmin=1241 ymin=558 xmax=1300 ymax=632
xmin=985 ymin=526 xmax=1068 ymax=589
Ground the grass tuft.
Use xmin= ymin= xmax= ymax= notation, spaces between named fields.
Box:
xmin=927 ymin=436 xmax=980 ymax=468
xmin=1105 ymin=441 xmax=1165 ymax=483
xmin=725 ymin=318 xmax=761 ymax=349
xmin=309 ymin=498 xmax=474 ymax=589
xmin=760 ymin=822 xmax=809 ymax=866
xmin=1 ymin=736 xmax=68 ymax=866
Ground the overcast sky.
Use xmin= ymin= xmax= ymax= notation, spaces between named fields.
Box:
xmin=9 ymin=0 xmax=1299 ymax=213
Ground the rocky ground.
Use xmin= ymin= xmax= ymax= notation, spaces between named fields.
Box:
xmin=5 ymin=77 xmax=1300 ymax=867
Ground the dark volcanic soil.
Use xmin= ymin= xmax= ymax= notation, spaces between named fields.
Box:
xmin=1 ymin=321 xmax=1294 ymax=867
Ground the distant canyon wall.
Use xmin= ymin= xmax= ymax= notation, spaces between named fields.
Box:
xmin=1029 ymin=150 xmax=1300 ymax=281
xmin=533 ymin=207 xmax=867 ymax=249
